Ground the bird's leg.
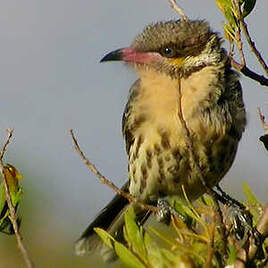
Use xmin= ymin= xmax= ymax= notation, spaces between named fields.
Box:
xmin=215 ymin=184 xmax=252 ymax=229
xmin=156 ymin=198 xmax=185 ymax=224
xmin=214 ymin=184 xmax=264 ymax=245
xmin=216 ymin=185 xmax=245 ymax=210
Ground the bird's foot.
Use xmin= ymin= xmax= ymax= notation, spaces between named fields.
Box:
xmin=232 ymin=212 xmax=264 ymax=255
xmin=156 ymin=199 xmax=185 ymax=224
xmin=213 ymin=184 xmax=261 ymax=243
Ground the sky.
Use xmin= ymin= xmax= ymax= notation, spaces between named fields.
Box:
xmin=0 ymin=0 xmax=267 ymax=267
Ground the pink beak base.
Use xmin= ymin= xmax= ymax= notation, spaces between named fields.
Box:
xmin=100 ymin=47 xmax=161 ymax=64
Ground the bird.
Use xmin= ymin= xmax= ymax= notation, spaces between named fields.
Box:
xmin=75 ymin=19 xmax=246 ymax=261
xmin=0 ymin=164 xmax=22 ymax=234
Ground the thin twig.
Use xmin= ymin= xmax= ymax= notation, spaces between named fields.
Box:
xmin=168 ymin=0 xmax=189 ymax=22
xmin=234 ymin=203 xmax=268 ymax=268
xmin=229 ymin=0 xmax=268 ymax=87
xmin=231 ymin=0 xmax=246 ymax=67
xmin=177 ymin=79 xmax=228 ymax=255
xmin=0 ymin=129 xmax=35 ymax=268
xmin=236 ymin=26 xmax=246 ymax=67
xmin=205 ymin=211 xmax=216 ymax=268
xmin=240 ymin=20 xmax=268 ymax=76
xmin=230 ymin=59 xmax=268 ymax=86
xmin=229 ymin=42 xmax=235 ymax=58
xmin=0 ymin=129 xmax=13 ymax=160
xmin=255 ymin=203 xmax=268 ymax=239
xmin=70 ymin=129 xmax=159 ymax=214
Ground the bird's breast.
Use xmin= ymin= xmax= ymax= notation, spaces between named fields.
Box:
xmin=127 ymin=67 xmax=234 ymax=202
xmin=134 ymin=67 xmax=225 ymax=146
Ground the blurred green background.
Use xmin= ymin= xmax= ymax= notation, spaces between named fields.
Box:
xmin=0 ymin=0 xmax=267 ymax=267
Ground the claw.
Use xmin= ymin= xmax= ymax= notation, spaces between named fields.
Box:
xmin=215 ymin=184 xmax=257 ymax=243
xmin=156 ymin=199 xmax=171 ymax=224
xmin=156 ymin=199 xmax=185 ymax=224
xmin=252 ymin=227 xmax=263 ymax=247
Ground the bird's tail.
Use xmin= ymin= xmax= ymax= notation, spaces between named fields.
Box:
xmin=75 ymin=183 xmax=139 ymax=262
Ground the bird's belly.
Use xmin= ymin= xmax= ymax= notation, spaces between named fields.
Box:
xmin=128 ymin=125 xmax=238 ymax=202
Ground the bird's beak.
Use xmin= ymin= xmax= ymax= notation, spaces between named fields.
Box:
xmin=100 ymin=48 xmax=124 ymax=62
xmin=100 ymin=47 xmax=161 ymax=64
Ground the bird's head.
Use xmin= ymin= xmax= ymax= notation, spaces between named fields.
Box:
xmin=100 ymin=20 xmax=225 ymax=78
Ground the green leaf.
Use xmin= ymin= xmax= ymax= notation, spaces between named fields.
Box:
xmin=11 ymin=187 xmax=22 ymax=207
xmin=215 ymin=0 xmax=238 ymax=27
xmin=124 ymin=206 xmax=147 ymax=261
xmin=0 ymin=209 xmax=9 ymax=225
xmin=242 ymin=0 xmax=256 ymax=17
xmin=200 ymin=194 xmax=214 ymax=207
xmin=94 ymin=227 xmax=114 ymax=249
xmin=226 ymin=245 xmax=237 ymax=265
xmin=173 ymin=199 xmax=188 ymax=218
xmin=223 ymin=24 xmax=236 ymax=41
xmin=144 ymin=232 xmax=165 ymax=268
xmin=242 ymin=182 xmax=262 ymax=207
xmin=173 ymin=204 xmax=193 ymax=228
xmin=95 ymin=225 xmax=146 ymax=268
xmin=160 ymin=249 xmax=179 ymax=264
xmin=114 ymin=241 xmax=146 ymax=268
xmin=182 ymin=203 xmax=200 ymax=222
xmin=0 ymin=183 xmax=6 ymax=214
xmin=215 ymin=0 xmax=232 ymax=13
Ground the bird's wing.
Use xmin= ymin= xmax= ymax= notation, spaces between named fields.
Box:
xmin=122 ymin=79 xmax=141 ymax=155
xmin=225 ymin=72 xmax=246 ymax=140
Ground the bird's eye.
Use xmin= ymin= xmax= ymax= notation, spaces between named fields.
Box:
xmin=161 ymin=47 xmax=176 ymax=58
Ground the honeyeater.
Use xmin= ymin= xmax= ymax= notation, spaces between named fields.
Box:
xmin=75 ymin=19 xmax=246 ymax=261
xmin=0 ymin=164 xmax=22 ymax=234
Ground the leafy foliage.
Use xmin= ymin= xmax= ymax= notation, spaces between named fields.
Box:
xmin=215 ymin=0 xmax=256 ymax=41
xmin=95 ymin=183 xmax=267 ymax=267
xmin=0 ymin=165 xmax=23 ymax=235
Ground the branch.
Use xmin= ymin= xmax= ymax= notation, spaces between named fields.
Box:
xmin=240 ymin=20 xmax=268 ymax=76
xmin=236 ymin=22 xmax=246 ymax=67
xmin=234 ymin=203 xmax=268 ymax=268
xmin=70 ymin=129 xmax=159 ymax=214
xmin=255 ymin=203 xmax=268 ymax=239
xmin=230 ymin=59 xmax=268 ymax=86
xmin=0 ymin=129 xmax=35 ymax=268
xmin=229 ymin=0 xmax=268 ymax=87
xmin=205 ymin=211 xmax=216 ymax=268
xmin=0 ymin=129 xmax=13 ymax=160
xmin=168 ymin=0 xmax=189 ymax=22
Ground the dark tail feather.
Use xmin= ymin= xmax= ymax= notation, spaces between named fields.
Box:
xmin=75 ymin=184 xmax=129 ymax=261
xmin=75 ymin=183 xmax=152 ymax=262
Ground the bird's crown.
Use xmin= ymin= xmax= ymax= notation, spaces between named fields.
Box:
xmin=132 ymin=20 xmax=212 ymax=57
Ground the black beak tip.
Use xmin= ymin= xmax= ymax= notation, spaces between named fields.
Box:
xmin=100 ymin=49 xmax=123 ymax=63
